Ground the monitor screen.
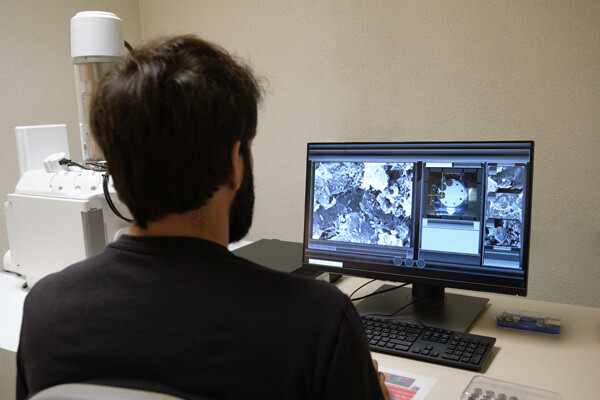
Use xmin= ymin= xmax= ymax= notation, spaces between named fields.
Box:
xmin=302 ymin=141 xmax=534 ymax=330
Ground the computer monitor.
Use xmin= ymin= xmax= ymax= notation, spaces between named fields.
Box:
xmin=302 ymin=141 xmax=534 ymax=331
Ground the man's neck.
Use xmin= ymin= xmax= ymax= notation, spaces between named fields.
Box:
xmin=127 ymin=194 xmax=231 ymax=247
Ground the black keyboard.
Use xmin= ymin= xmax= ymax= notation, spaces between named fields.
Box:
xmin=361 ymin=316 xmax=496 ymax=371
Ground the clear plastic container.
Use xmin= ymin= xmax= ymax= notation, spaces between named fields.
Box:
xmin=461 ymin=375 xmax=563 ymax=400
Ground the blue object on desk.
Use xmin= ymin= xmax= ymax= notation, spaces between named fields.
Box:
xmin=496 ymin=310 xmax=561 ymax=334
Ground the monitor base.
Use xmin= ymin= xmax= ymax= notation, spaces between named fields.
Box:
xmin=354 ymin=284 xmax=489 ymax=332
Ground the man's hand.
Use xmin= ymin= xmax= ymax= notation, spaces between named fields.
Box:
xmin=373 ymin=359 xmax=391 ymax=400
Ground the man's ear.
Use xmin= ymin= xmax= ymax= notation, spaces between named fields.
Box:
xmin=229 ymin=141 xmax=243 ymax=191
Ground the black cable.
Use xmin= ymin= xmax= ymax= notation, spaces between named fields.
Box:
xmin=124 ymin=40 xmax=133 ymax=53
xmin=55 ymin=159 xmax=128 ymax=222
xmin=349 ymin=279 xmax=376 ymax=300
xmin=58 ymin=158 xmax=106 ymax=172
xmin=351 ymin=282 xmax=410 ymax=302
xmin=59 ymin=158 xmax=90 ymax=170
xmin=366 ymin=297 xmax=425 ymax=322
xmin=102 ymin=174 xmax=133 ymax=223
xmin=362 ymin=285 xmax=442 ymax=325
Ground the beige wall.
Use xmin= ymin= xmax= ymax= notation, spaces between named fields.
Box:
xmin=139 ymin=0 xmax=600 ymax=307
xmin=1 ymin=1 xmax=598 ymax=307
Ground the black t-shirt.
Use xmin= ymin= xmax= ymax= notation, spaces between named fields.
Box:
xmin=17 ymin=235 xmax=384 ymax=399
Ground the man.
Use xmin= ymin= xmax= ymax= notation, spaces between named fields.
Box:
xmin=17 ymin=35 xmax=390 ymax=399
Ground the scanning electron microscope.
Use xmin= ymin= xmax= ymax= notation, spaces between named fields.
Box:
xmin=3 ymin=11 xmax=132 ymax=287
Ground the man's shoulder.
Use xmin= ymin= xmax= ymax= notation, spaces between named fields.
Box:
xmin=25 ymin=256 xmax=101 ymax=301
xmin=232 ymin=252 xmax=341 ymax=292
xmin=235 ymin=254 xmax=352 ymax=315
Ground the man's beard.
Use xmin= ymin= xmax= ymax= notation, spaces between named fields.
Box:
xmin=228 ymin=154 xmax=255 ymax=244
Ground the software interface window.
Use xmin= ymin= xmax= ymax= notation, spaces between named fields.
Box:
xmin=304 ymin=142 xmax=533 ymax=292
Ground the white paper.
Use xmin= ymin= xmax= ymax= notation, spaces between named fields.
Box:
xmin=379 ymin=366 xmax=437 ymax=400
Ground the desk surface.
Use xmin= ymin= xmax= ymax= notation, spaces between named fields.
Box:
xmin=336 ymin=276 xmax=600 ymax=399
xmin=1 ymin=270 xmax=598 ymax=399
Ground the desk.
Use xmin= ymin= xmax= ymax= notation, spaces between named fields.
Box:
xmin=1 ymin=271 xmax=598 ymax=399
xmin=337 ymin=276 xmax=600 ymax=399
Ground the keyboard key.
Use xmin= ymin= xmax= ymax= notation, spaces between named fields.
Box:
xmin=443 ymin=354 xmax=460 ymax=361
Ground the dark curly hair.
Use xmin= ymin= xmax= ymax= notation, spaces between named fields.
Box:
xmin=91 ymin=35 xmax=262 ymax=228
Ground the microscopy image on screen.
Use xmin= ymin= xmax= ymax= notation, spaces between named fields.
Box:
xmin=486 ymin=193 xmax=523 ymax=220
xmin=426 ymin=171 xmax=479 ymax=218
xmin=487 ymin=165 xmax=526 ymax=193
xmin=485 ymin=219 xmax=521 ymax=247
xmin=486 ymin=164 xmax=526 ymax=222
xmin=312 ymin=162 xmax=413 ymax=247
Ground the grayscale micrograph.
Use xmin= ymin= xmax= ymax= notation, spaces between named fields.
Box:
xmin=485 ymin=164 xmax=526 ymax=249
xmin=485 ymin=220 xmax=521 ymax=247
xmin=486 ymin=164 xmax=526 ymax=222
xmin=487 ymin=165 xmax=526 ymax=193
xmin=486 ymin=192 xmax=523 ymax=220
xmin=312 ymin=162 xmax=413 ymax=247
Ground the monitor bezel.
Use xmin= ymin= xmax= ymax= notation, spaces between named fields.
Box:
xmin=302 ymin=140 xmax=534 ymax=297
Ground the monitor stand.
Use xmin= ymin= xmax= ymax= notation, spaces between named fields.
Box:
xmin=354 ymin=284 xmax=489 ymax=332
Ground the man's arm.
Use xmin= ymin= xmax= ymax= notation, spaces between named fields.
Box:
xmin=322 ymin=300 xmax=390 ymax=399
